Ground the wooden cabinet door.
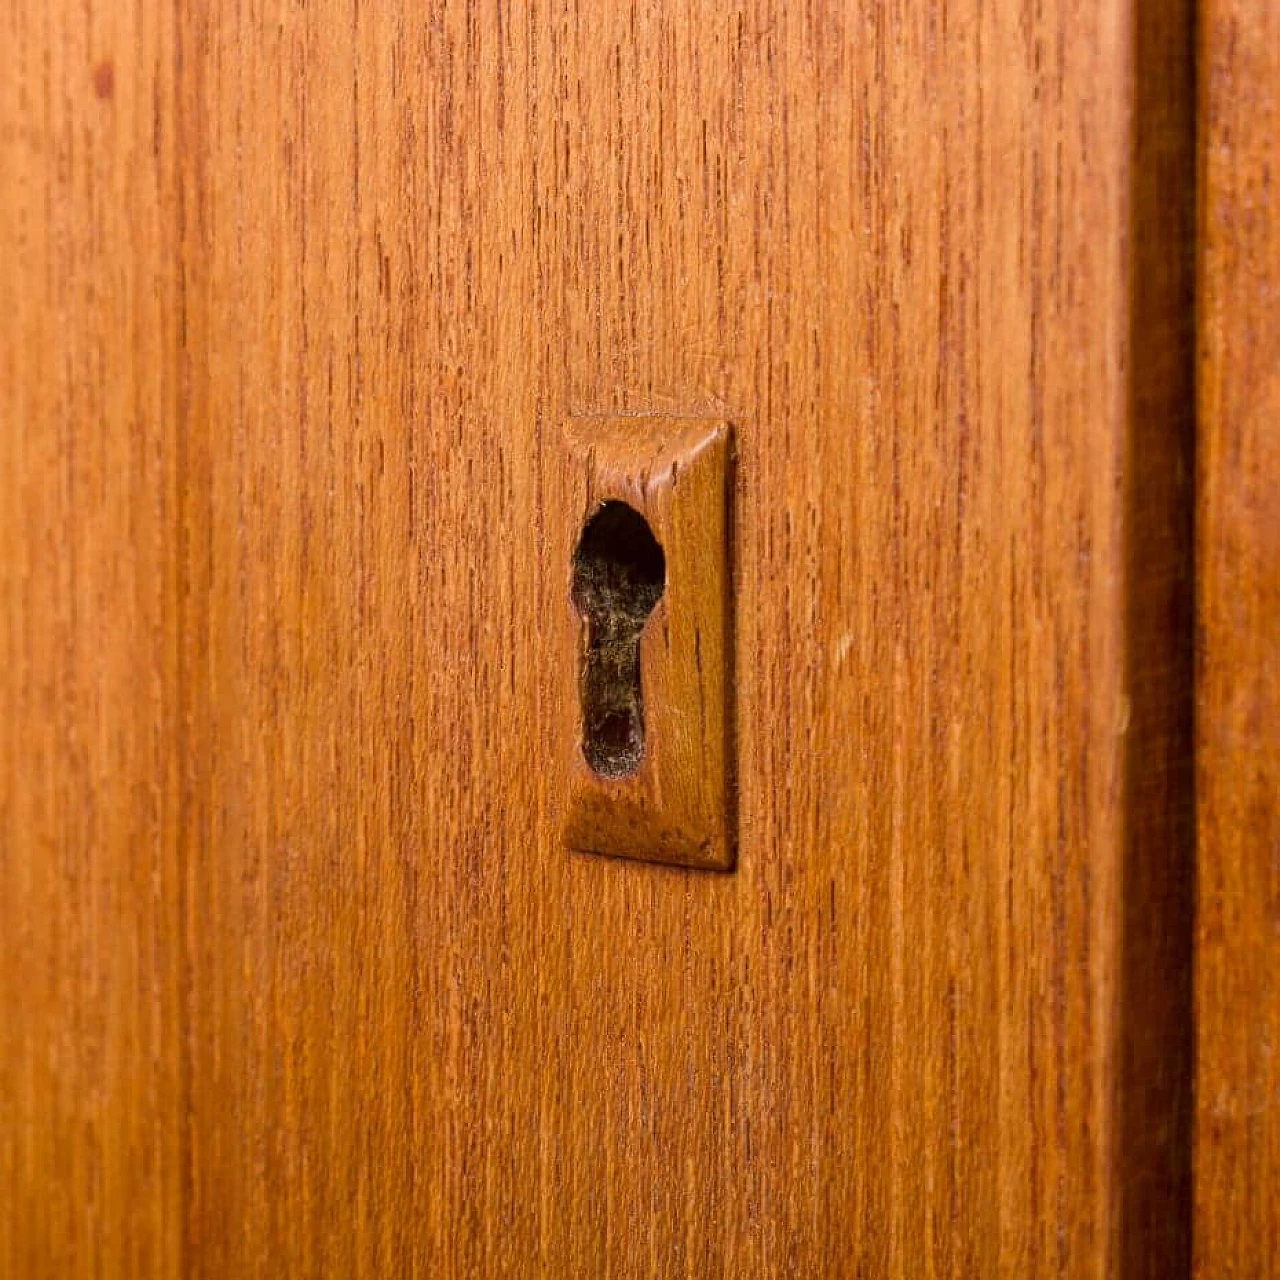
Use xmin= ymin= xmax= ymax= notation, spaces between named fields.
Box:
xmin=2 ymin=0 xmax=1214 ymax=1276
xmin=1196 ymin=0 xmax=1280 ymax=1271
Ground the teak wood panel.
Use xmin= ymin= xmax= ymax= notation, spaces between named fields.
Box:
xmin=178 ymin=2 xmax=1194 ymax=1275
xmin=1196 ymin=0 xmax=1280 ymax=1272
xmin=3 ymin=1 xmax=1197 ymax=1277
xmin=1 ymin=2 xmax=185 ymax=1276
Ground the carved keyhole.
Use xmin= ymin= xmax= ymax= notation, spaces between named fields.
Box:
xmin=571 ymin=501 xmax=666 ymax=777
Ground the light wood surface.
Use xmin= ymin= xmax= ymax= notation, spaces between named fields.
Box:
xmin=178 ymin=2 xmax=1194 ymax=1275
xmin=1196 ymin=0 xmax=1280 ymax=1272
xmin=1 ymin=3 xmax=184 ymax=1276
xmin=4 ymin=1 xmax=1200 ymax=1276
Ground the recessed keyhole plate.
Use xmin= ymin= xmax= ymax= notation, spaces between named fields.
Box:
xmin=558 ymin=417 xmax=735 ymax=871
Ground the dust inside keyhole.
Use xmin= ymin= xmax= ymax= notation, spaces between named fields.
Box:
xmin=571 ymin=501 xmax=666 ymax=777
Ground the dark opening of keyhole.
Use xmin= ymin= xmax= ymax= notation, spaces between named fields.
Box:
xmin=571 ymin=501 xmax=666 ymax=777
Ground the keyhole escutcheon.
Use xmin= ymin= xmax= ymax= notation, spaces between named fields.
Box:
xmin=560 ymin=417 xmax=732 ymax=868
xmin=571 ymin=501 xmax=666 ymax=777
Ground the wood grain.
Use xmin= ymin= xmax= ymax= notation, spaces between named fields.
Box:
xmin=1196 ymin=0 xmax=1280 ymax=1271
xmin=0 ymin=2 xmax=184 ymax=1276
xmin=177 ymin=1 xmax=1194 ymax=1276
xmin=2 ymin=0 xmax=1199 ymax=1275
